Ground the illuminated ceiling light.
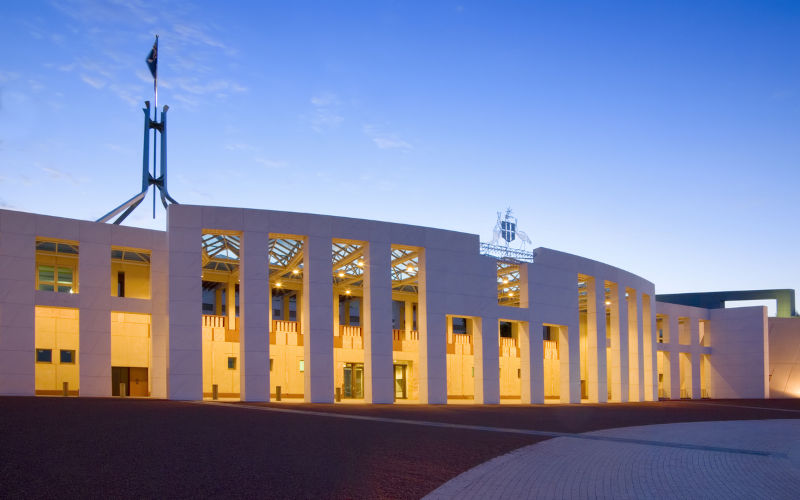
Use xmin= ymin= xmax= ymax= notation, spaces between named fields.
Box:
xmin=508 ymin=292 xmax=513 ymax=297
xmin=357 ymin=260 xmax=364 ymax=267
xmin=338 ymin=271 xmax=345 ymax=278
xmin=292 ymin=269 xmax=299 ymax=275
xmin=276 ymin=282 xmax=282 ymax=287
xmin=345 ymin=289 xmax=351 ymax=295
xmin=605 ymin=300 xmax=611 ymax=306
xmin=407 ymin=265 xmax=414 ymax=272
xmin=503 ymin=279 xmax=509 ymax=284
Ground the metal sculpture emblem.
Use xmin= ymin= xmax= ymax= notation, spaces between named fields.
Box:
xmin=483 ymin=208 xmax=534 ymax=262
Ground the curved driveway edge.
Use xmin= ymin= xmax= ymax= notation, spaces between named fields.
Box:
xmin=425 ymin=419 xmax=800 ymax=499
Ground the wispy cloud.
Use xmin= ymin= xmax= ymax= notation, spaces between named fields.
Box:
xmin=254 ymin=158 xmax=287 ymax=169
xmin=41 ymin=166 xmax=80 ymax=184
xmin=45 ymin=0 xmax=246 ymax=108
xmin=363 ymin=124 xmax=412 ymax=151
xmin=309 ymin=92 xmax=344 ymax=132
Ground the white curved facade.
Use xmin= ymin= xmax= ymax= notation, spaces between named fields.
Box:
xmin=0 ymin=205 xmax=790 ymax=402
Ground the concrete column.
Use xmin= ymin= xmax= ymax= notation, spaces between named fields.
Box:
xmin=417 ymin=248 xmax=446 ymax=404
xmin=668 ymin=315 xmax=681 ymax=400
xmin=78 ymin=224 xmax=112 ymax=396
xmin=167 ymin=219 xmax=202 ymax=400
xmin=642 ymin=294 xmax=656 ymax=401
xmin=587 ymin=277 xmax=607 ymax=403
xmin=565 ymin=321 xmax=580 ymax=403
xmin=302 ymin=235 xmax=333 ymax=402
xmin=363 ymin=241 xmax=393 ymax=404
xmin=150 ymin=236 xmax=169 ymax=399
xmin=475 ymin=316 xmax=499 ymax=404
xmin=690 ymin=319 xmax=701 ymax=399
xmin=240 ymin=230 xmax=269 ymax=402
xmin=632 ymin=291 xmax=645 ymax=401
xmin=0 ymin=214 xmax=35 ymax=395
xmin=618 ymin=286 xmax=629 ymax=402
xmin=518 ymin=320 xmax=532 ymax=404
xmin=528 ymin=317 xmax=545 ymax=404
xmin=607 ymin=282 xmax=621 ymax=402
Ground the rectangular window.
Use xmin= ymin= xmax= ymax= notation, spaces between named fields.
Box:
xmin=117 ymin=272 xmax=125 ymax=298
xmin=452 ymin=317 xmax=468 ymax=335
xmin=227 ymin=357 xmax=237 ymax=370
xmin=60 ymin=350 xmax=76 ymax=364
xmin=36 ymin=349 xmax=52 ymax=363
xmin=543 ymin=325 xmax=553 ymax=341
xmin=269 ymin=359 xmax=274 ymax=371
xmin=299 ymin=359 xmax=305 ymax=372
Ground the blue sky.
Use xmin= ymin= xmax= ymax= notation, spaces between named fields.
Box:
xmin=1 ymin=1 xmax=798 ymax=307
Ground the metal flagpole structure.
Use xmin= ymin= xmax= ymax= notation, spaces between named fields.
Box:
xmin=97 ymin=35 xmax=179 ymax=225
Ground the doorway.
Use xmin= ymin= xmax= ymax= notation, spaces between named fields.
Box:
xmin=342 ymin=362 xmax=364 ymax=399
xmin=112 ymin=367 xmax=148 ymax=397
xmin=394 ymin=364 xmax=407 ymax=400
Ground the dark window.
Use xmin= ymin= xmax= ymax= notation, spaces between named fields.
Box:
xmin=452 ymin=317 xmax=468 ymax=335
xmin=227 ymin=357 xmax=236 ymax=370
xmin=543 ymin=325 xmax=554 ymax=341
xmin=500 ymin=321 xmax=513 ymax=338
xmin=60 ymin=350 xmax=75 ymax=364
xmin=117 ymin=271 xmax=125 ymax=297
xmin=36 ymin=349 xmax=52 ymax=363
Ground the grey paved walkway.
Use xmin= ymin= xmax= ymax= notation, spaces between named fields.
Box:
xmin=425 ymin=419 xmax=800 ymax=499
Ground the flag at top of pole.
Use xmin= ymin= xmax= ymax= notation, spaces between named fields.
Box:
xmin=146 ymin=35 xmax=158 ymax=108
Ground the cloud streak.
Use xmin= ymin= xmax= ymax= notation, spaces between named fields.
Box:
xmin=363 ymin=124 xmax=412 ymax=151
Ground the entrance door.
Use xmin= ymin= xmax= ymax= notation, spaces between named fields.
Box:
xmin=394 ymin=364 xmax=407 ymax=400
xmin=342 ymin=363 xmax=364 ymax=399
xmin=111 ymin=366 xmax=130 ymax=396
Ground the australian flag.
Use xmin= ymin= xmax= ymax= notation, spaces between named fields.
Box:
xmin=146 ymin=36 xmax=158 ymax=79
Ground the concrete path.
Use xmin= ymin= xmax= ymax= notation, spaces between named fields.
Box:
xmin=425 ymin=419 xmax=800 ymax=499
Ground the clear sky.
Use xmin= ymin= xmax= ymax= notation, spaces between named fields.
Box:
xmin=1 ymin=1 xmax=798 ymax=306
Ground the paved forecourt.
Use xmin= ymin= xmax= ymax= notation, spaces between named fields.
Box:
xmin=426 ymin=419 xmax=800 ymax=499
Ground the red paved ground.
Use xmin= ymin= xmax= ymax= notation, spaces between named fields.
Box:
xmin=0 ymin=397 xmax=798 ymax=499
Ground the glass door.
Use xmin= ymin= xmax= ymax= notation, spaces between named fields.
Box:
xmin=394 ymin=364 xmax=407 ymax=399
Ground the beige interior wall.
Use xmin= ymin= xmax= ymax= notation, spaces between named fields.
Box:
xmin=110 ymin=261 xmax=151 ymax=299
xmin=202 ymin=320 xmax=240 ymax=398
xmin=35 ymin=306 xmax=79 ymax=394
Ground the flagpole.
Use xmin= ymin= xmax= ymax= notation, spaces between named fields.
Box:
xmin=152 ymin=35 xmax=158 ymax=218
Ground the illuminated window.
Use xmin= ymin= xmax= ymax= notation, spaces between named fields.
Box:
xmin=227 ymin=357 xmax=237 ymax=370
xmin=36 ymin=349 xmax=52 ymax=363
xmin=37 ymin=265 xmax=74 ymax=293
xmin=299 ymin=359 xmax=305 ymax=372
xmin=36 ymin=240 xmax=78 ymax=293
xmin=60 ymin=350 xmax=76 ymax=364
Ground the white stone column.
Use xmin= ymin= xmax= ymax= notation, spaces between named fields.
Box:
xmin=167 ymin=215 xmax=203 ymax=400
xmin=668 ymin=315 xmax=681 ymax=400
xmin=565 ymin=320 xmax=580 ymax=403
xmin=588 ymin=277 xmax=608 ymax=403
xmin=150 ymin=238 xmax=169 ymax=399
xmin=528 ymin=316 xmax=545 ymax=404
xmin=634 ymin=291 xmax=645 ymax=401
xmin=690 ymin=319 xmax=701 ymax=399
xmin=240 ymin=230 xmax=269 ymax=402
xmin=302 ymin=235 xmax=333 ymax=402
xmin=475 ymin=316 xmax=500 ymax=404
xmin=0 ymin=212 xmax=36 ymax=396
xmin=417 ymin=248 xmax=446 ymax=404
xmin=363 ymin=241 xmax=393 ymax=404
xmin=78 ymin=224 xmax=112 ymax=396
xmin=618 ymin=285 xmax=629 ymax=402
